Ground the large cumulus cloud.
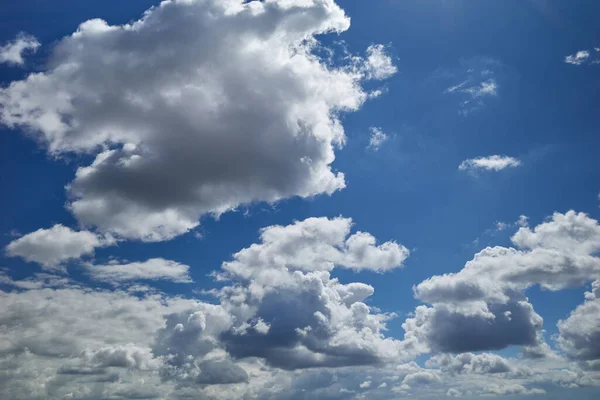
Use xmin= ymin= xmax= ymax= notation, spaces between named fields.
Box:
xmin=0 ymin=0 xmax=395 ymax=241
xmin=402 ymin=211 xmax=600 ymax=355
xmin=182 ymin=217 xmax=410 ymax=370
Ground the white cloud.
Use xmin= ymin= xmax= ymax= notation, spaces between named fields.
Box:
xmin=0 ymin=273 xmax=598 ymax=399
xmin=402 ymin=370 xmax=441 ymax=387
xmin=0 ymin=33 xmax=40 ymax=66
xmin=5 ymin=225 xmax=111 ymax=269
xmin=403 ymin=211 xmax=600 ymax=355
xmin=0 ymin=0 xmax=396 ymax=242
xmin=368 ymin=126 xmax=389 ymax=151
xmin=86 ymin=258 xmax=192 ymax=284
xmin=557 ymin=280 xmax=600 ymax=371
xmin=459 ymin=155 xmax=521 ymax=172
xmin=363 ymin=44 xmax=397 ymax=80
xmin=565 ymin=48 xmax=600 ymax=65
xmin=426 ymin=353 xmax=513 ymax=375
xmin=565 ymin=50 xmax=591 ymax=65
xmin=218 ymin=217 xmax=409 ymax=280
xmin=360 ymin=380 xmax=371 ymax=388
xmin=441 ymin=57 xmax=504 ymax=115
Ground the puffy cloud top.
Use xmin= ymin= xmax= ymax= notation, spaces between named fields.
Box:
xmin=5 ymin=225 xmax=110 ymax=268
xmin=0 ymin=0 xmax=396 ymax=242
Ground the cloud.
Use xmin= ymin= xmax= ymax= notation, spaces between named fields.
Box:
xmin=0 ymin=33 xmax=40 ymax=66
xmin=565 ymin=48 xmax=600 ymax=65
xmin=426 ymin=353 xmax=513 ymax=375
xmin=363 ymin=44 xmax=397 ymax=80
xmin=557 ymin=280 xmax=600 ymax=370
xmin=565 ymin=50 xmax=590 ymax=65
xmin=482 ymin=383 xmax=545 ymax=396
xmin=403 ymin=211 xmax=600 ymax=355
xmin=359 ymin=380 xmax=371 ymax=388
xmin=86 ymin=258 xmax=192 ymax=284
xmin=0 ymin=274 xmax=597 ymax=399
xmin=5 ymin=225 xmax=112 ymax=269
xmin=368 ymin=126 xmax=389 ymax=151
xmin=214 ymin=217 xmax=411 ymax=370
xmin=0 ymin=0 xmax=396 ymax=242
xmin=218 ymin=217 xmax=409 ymax=280
xmin=441 ymin=57 xmax=503 ymax=115
xmin=458 ymin=155 xmax=521 ymax=172
xmin=402 ymin=370 xmax=440 ymax=387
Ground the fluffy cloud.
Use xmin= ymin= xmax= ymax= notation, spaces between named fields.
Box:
xmin=212 ymin=217 xmax=411 ymax=370
xmin=0 ymin=284 xmax=196 ymax=399
xmin=0 ymin=0 xmax=396 ymax=242
xmin=0 ymin=33 xmax=40 ymax=66
xmin=403 ymin=211 xmax=600 ymax=355
xmin=426 ymin=353 xmax=513 ymax=375
xmin=0 ymin=216 xmax=414 ymax=398
xmin=565 ymin=50 xmax=590 ymax=65
xmin=368 ymin=126 xmax=389 ymax=151
xmin=218 ymin=217 xmax=409 ymax=280
xmin=363 ymin=44 xmax=397 ymax=80
xmin=86 ymin=258 xmax=192 ymax=284
xmin=0 ymin=276 xmax=596 ymax=399
xmin=557 ymin=280 xmax=600 ymax=370
xmin=458 ymin=155 xmax=521 ymax=172
xmin=5 ymin=225 xmax=112 ymax=269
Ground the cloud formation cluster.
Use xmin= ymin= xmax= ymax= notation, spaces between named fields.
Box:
xmin=403 ymin=211 xmax=600 ymax=356
xmin=2 ymin=212 xmax=600 ymax=398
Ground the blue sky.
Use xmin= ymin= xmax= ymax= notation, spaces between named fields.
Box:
xmin=0 ymin=1 xmax=599 ymax=399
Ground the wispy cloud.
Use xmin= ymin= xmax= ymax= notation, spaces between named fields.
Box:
xmin=0 ymin=33 xmax=40 ymax=66
xmin=367 ymin=126 xmax=389 ymax=151
xmin=565 ymin=47 xmax=600 ymax=65
xmin=440 ymin=57 xmax=503 ymax=115
xmin=459 ymin=155 xmax=521 ymax=172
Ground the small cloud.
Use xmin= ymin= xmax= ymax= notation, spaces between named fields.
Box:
xmin=0 ymin=33 xmax=40 ymax=66
xmin=517 ymin=215 xmax=529 ymax=227
xmin=368 ymin=126 xmax=388 ymax=151
xmin=439 ymin=57 xmax=504 ymax=115
xmin=496 ymin=222 xmax=509 ymax=231
xmin=360 ymin=380 xmax=371 ymax=389
xmin=363 ymin=44 xmax=397 ymax=80
xmin=565 ymin=48 xmax=599 ymax=65
xmin=459 ymin=155 xmax=521 ymax=172
xmin=565 ymin=50 xmax=590 ymax=65
xmin=5 ymin=225 xmax=112 ymax=270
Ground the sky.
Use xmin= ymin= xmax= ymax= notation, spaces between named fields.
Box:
xmin=0 ymin=0 xmax=599 ymax=399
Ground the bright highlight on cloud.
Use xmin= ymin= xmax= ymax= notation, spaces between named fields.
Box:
xmin=0 ymin=33 xmax=40 ymax=66
xmin=0 ymin=0 xmax=396 ymax=242
xmin=459 ymin=155 xmax=521 ymax=172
